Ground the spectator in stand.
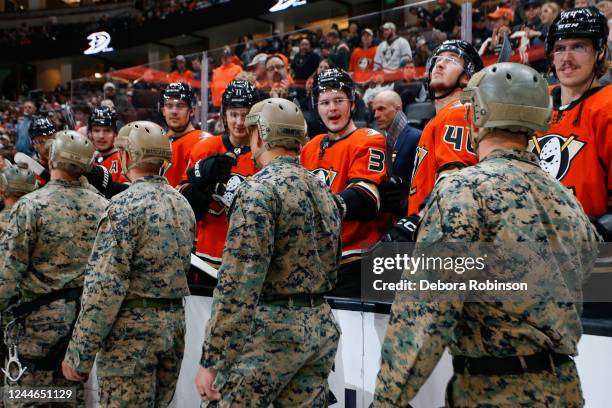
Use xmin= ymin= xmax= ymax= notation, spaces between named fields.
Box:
xmin=262 ymin=54 xmax=294 ymax=99
xmin=246 ymin=53 xmax=268 ymax=88
xmin=349 ymin=28 xmax=378 ymax=85
xmin=374 ymin=22 xmax=412 ymax=77
xmin=103 ymin=82 xmax=135 ymax=125
xmin=211 ymin=47 xmax=243 ymax=109
xmin=480 ymin=7 xmax=529 ymax=57
xmin=597 ymin=0 xmax=612 ymax=17
xmin=306 ymin=58 xmax=334 ymax=95
xmin=514 ymin=0 xmax=546 ymax=45
xmin=239 ymin=35 xmax=259 ymax=67
xmin=575 ymin=0 xmax=597 ymax=6
xmin=346 ymin=22 xmax=361 ymax=49
xmin=541 ymin=0 xmax=561 ymax=27
xmin=168 ymin=55 xmax=194 ymax=82
xmin=191 ymin=56 xmax=202 ymax=81
xmin=327 ymin=29 xmax=351 ymax=71
xmin=291 ymin=37 xmax=321 ymax=82
xmin=15 ymin=100 xmax=36 ymax=157
xmin=413 ymin=37 xmax=432 ymax=67
xmin=433 ymin=0 xmax=460 ymax=36
xmin=472 ymin=9 xmax=493 ymax=50
xmin=409 ymin=6 xmax=434 ymax=29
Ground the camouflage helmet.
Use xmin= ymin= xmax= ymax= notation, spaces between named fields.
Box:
xmin=49 ymin=130 xmax=95 ymax=174
xmin=460 ymin=62 xmax=552 ymax=145
xmin=116 ymin=121 xmax=148 ymax=146
xmin=116 ymin=121 xmax=172 ymax=170
xmin=0 ymin=163 xmax=37 ymax=198
xmin=245 ymin=98 xmax=306 ymax=152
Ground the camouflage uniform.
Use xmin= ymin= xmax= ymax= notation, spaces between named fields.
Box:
xmin=373 ymin=149 xmax=600 ymax=407
xmin=0 ymin=180 xmax=107 ymax=407
xmin=201 ymin=156 xmax=343 ymax=407
xmin=64 ymin=175 xmax=195 ymax=408
xmin=0 ymin=206 xmax=11 ymax=236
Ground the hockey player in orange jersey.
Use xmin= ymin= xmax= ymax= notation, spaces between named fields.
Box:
xmin=301 ymin=68 xmax=389 ymax=297
xmin=530 ymin=7 xmax=612 ymax=318
xmin=408 ymin=40 xmax=484 ymax=217
xmin=160 ymin=82 xmax=209 ymax=187
xmin=88 ymin=106 xmax=127 ymax=183
xmin=180 ymin=80 xmax=259 ymax=274
xmin=530 ymin=7 xmax=611 ymax=220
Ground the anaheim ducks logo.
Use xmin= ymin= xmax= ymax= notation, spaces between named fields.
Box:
xmin=312 ymin=168 xmax=338 ymax=187
xmin=209 ymin=173 xmax=246 ymax=215
xmin=528 ymin=134 xmax=585 ymax=181
xmin=358 ymin=57 xmax=371 ymax=71
xmin=409 ymin=145 xmax=429 ymax=195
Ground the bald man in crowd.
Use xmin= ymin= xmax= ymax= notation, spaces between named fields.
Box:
xmin=371 ymin=90 xmax=421 ymax=182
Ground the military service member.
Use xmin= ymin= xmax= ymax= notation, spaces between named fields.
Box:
xmin=0 ymin=130 xmax=106 ymax=406
xmin=373 ymin=63 xmax=600 ymax=406
xmin=196 ymin=98 xmax=344 ymax=406
xmin=62 ymin=121 xmax=195 ymax=408
xmin=0 ymin=164 xmax=37 ymax=235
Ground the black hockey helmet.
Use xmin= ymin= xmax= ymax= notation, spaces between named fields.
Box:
xmin=222 ymin=80 xmax=259 ymax=109
xmin=29 ymin=116 xmax=55 ymax=138
xmin=88 ymin=106 xmax=117 ymax=132
xmin=546 ymin=7 xmax=609 ymax=54
xmin=426 ymin=40 xmax=484 ymax=81
xmin=159 ymin=82 xmax=195 ymax=109
xmin=311 ymin=68 xmax=356 ymax=107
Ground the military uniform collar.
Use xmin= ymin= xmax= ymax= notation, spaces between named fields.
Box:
xmin=132 ymin=175 xmax=169 ymax=184
xmin=482 ymin=148 xmax=539 ymax=166
xmin=48 ymin=179 xmax=82 ymax=187
xmin=270 ymin=156 xmax=299 ymax=165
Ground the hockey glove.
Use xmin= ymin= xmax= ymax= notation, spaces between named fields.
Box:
xmin=592 ymin=213 xmax=612 ymax=242
xmin=85 ymin=165 xmax=111 ymax=193
xmin=379 ymin=176 xmax=409 ymax=217
xmin=381 ymin=215 xmax=420 ymax=242
xmin=187 ymin=154 xmax=236 ymax=192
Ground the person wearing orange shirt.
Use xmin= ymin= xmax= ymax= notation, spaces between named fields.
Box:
xmin=349 ymin=28 xmax=378 ymax=84
xmin=181 ymin=80 xmax=259 ymax=276
xmin=88 ymin=106 xmax=127 ymax=183
xmin=168 ymin=54 xmax=194 ymax=82
xmin=529 ymin=7 xmax=612 ymax=318
xmin=160 ymin=82 xmax=209 ymax=187
xmin=301 ymin=68 xmax=389 ymax=297
xmin=408 ymin=40 xmax=483 ymax=215
xmin=211 ymin=48 xmax=243 ymax=108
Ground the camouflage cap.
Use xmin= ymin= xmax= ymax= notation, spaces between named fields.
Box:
xmin=245 ymin=98 xmax=306 ymax=151
xmin=49 ymin=130 xmax=95 ymax=174
xmin=118 ymin=121 xmax=172 ymax=170
xmin=460 ymin=62 xmax=551 ymax=144
xmin=0 ymin=163 xmax=37 ymax=197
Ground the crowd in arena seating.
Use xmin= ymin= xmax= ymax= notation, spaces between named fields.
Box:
xmin=1 ymin=0 xmax=611 ymax=160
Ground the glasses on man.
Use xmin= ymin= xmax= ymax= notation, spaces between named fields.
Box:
xmin=266 ymin=64 xmax=285 ymax=72
xmin=553 ymin=43 xmax=592 ymax=56
xmin=317 ymin=98 xmax=350 ymax=108
xmin=431 ymin=55 xmax=463 ymax=70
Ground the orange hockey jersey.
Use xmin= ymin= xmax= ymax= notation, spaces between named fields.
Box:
xmin=408 ymin=99 xmax=477 ymax=215
xmin=301 ymin=128 xmax=388 ymax=260
xmin=165 ymin=129 xmax=207 ymax=188
xmin=188 ymin=134 xmax=257 ymax=267
xmin=530 ymin=85 xmax=612 ymax=217
xmin=349 ymin=46 xmax=377 ymax=84
xmin=96 ymin=150 xmax=127 ymax=182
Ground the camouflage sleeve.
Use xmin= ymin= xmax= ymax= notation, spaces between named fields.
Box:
xmin=0 ymin=202 xmax=36 ymax=310
xmin=201 ymin=181 xmax=276 ymax=371
xmin=64 ymin=203 xmax=133 ymax=374
xmin=374 ymin=176 xmax=478 ymax=406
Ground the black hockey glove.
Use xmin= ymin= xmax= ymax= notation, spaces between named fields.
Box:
xmin=379 ymin=176 xmax=409 ymax=217
xmin=85 ymin=165 xmax=111 ymax=192
xmin=381 ymin=215 xmax=420 ymax=242
xmin=187 ymin=154 xmax=236 ymax=192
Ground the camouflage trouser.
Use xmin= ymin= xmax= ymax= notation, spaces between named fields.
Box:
xmin=202 ymin=302 xmax=341 ymax=408
xmin=2 ymin=299 xmax=84 ymax=408
xmin=446 ymin=360 xmax=584 ymax=407
xmin=95 ymin=308 xmax=185 ymax=408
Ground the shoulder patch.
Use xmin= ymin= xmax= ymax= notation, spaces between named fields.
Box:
xmin=365 ymin=128 xmax=381 ymax=136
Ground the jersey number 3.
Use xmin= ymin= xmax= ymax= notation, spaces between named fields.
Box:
xmin=368 ymin=149 xmax=385 ymax=172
